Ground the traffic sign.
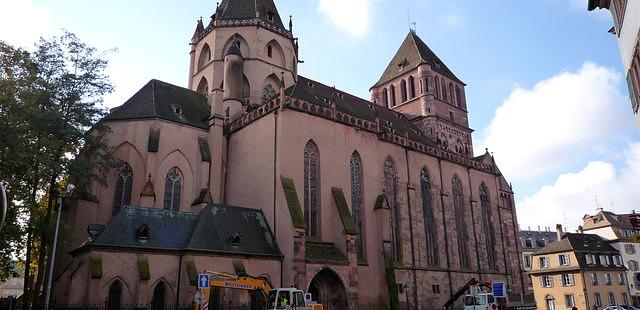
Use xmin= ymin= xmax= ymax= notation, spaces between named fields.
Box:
xmin=198 ymin=274 xmax=210 ymax=288
xmin=492 ymin=282 xmax=505 ymax=298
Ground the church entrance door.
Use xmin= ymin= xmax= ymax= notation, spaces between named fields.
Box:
xmin=308 ymin=268 xmax=348 ymax=310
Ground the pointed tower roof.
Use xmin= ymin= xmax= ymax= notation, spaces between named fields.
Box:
xmin=192 ymin=18 xmax=205 ymax=39
xmin=217 ymin=0 xmax=286 ymax=30
xmin=372 ymin=31 xmax=464 ymax=88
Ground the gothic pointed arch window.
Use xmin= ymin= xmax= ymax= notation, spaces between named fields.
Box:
xmin=452 ymin=175 xmax=469 ymax=268
xmin=442 ymin=80 xmax=448 ymax=102
xmin=304 ymin=141 xmax=320 ymax=238
xmin=383 ymin=88 xmax=389 ymax=107
xmin=390 ymin=85 xmax=397 ymax=107
xmin=197 ymin=44 xmax=211 ymax=71
xmin=106 ymin=279 xmax=123 ymax=310
xmin=350 ymin=151 xmax=365 ymax=260
xmin=163 ymin=167 xmax=183 ymax=211
xmin=113 ymin=163 xmax=133 ymax=216
xmin=455 ymin=86 xmax=462 ymax=108
xmin=421 ymin=168 xmax=439 ymax=266
xmin=449 ymin=83 xmax=455 ymax=105
xmin=262 ymin=84 xmax=277 ymax=104
xmin=384 ymin=156 xmax=402 ymax=262
xmin=480 ymin=183 xmax=497 ymax=270
xmin=409 ymin=76 xmax=416 ymax=99
xmin=435 ymin=76 xmax=440 ymax=98
xmin=401 ymin=79 xmax=408 ymax=102
xmin=151 ymin=281 xmax=166 ymax=310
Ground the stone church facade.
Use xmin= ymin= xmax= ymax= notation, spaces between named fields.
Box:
xmin=53 ymin=0 xmax=525 ymax=309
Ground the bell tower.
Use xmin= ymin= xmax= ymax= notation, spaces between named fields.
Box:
xmin=188 ymin=0 xmax=299 ymax=109
xmin=370 ymin=31 xmax=474 ymax=158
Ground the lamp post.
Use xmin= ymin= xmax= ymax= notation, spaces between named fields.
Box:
xmin=44 ymin=184 xmax=74 ymax=309
xmin=0 ymin=182 xmax=7 ymax=233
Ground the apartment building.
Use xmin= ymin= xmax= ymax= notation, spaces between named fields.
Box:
xmin=530 ymin=225 xmax=629 ymax=309
xmin=520 ymin=228 xmax=559 ymax=294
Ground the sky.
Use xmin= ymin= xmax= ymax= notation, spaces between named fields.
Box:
xmin=1 ymin=0 xmax=638 ymax=232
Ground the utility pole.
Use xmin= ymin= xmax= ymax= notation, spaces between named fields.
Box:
xmin=0 ymin=182 xmax=6 ymax=232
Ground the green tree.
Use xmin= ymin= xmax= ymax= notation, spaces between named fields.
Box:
xmin=0 ymin=32 xmax=116 ymax=308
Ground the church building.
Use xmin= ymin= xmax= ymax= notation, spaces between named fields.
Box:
xmin=54 ymin=0 xmax=525 ymax=309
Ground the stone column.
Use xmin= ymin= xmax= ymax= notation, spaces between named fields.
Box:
xmin=346 ymin=234 xmax=359 ymax=309
xmin=292 ymin=228 xmax=307 ymax=288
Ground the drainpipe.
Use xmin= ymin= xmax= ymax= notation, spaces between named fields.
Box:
xmin=437 ymin=158 xmax=454 ymax=305
xmin=466 ymin=167 xmax=482 ymax=280
xmin=273 ymin=109 xmax=283 ymax=287
xmin=403 ymin=148 xmax=419 ymax=309
xmin=176 ymin=253 xmax=183 ymax=308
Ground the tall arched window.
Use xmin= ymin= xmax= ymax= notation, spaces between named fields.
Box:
xmin=197 ymin=44 xmax=211 ymax=71
xmin=151 ymin=282 xmax=166 ymax=310
xmin=267 ymin=44 xmax=273 ymax=58
xmin=449 ymin=83 xmax=455 ymax=105
xmin=409 ymin=76 xmax=416 ymax=99
xmin=163 ymin=167 xmax=183 ymax=211
xmin=421 ymin=168 xmax=438 ymax=266
xmin=401 ymin=79 xmax=408 ymax=102
xmin=442 ymin=80 xmax=448 ymax=102
xmin=351 ymin=152 xmax=365 ymax=260
xmin=304 ymin=141 xmax=320 ymax=238
xmin=480 ymin=183 xmax=497 ymax=270
xmin=452 ymin=175 xmax=469 ymax=268
xmin=384 ymin=157 xmax=401 ymax=262
xmin=455 ymin=86 xmax=462 ymax=108
xmin=106 ymin=280 xmax=123 ymax=310
xmin=435 ymin=76 xmax=440 ymax=98
xmin=390 ymin=85 xmax=397 ymax=107
xmin=113 ymin=163 xmax=133 ymax=216
xmin=383 ymin=88 xmax=389 ymax=107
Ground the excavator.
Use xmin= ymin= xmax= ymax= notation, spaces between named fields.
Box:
xmin=193 ymin=271 xmax=323 ymax=310
xmin=443 ymin=278 xmax=497 ymax=310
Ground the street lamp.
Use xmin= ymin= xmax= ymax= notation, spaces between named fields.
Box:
xmin=0 ymin=182 xmax=7 ymax=233
xmin=44 ymin=183 xmax=75 ymax=309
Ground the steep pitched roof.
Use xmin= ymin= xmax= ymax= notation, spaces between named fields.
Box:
xmin=217 ymin=0 xmax=286 ymax=30
xmin=582 ymin=210 xmax=632 ymax=231
xmin=534 ymin=233 xmax=617 ymax=255
xmin=104 ymin=79 xmax=209 ymax=129
xmin=76 ymin=205 xmax=281 ymax=258
xmin=286 ymin=76 xmax=437 ymax=148
xmin=372 ymin=31 xmax=464 ymax=88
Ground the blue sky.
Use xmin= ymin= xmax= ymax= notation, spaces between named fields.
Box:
xmin=2 ymin=0 xmax=639 ymax=231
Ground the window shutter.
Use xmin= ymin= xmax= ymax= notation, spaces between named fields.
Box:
xmin=569 ymin=274 xmax=574 ymax=286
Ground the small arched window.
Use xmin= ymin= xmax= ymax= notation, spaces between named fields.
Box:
xmin=452 ymin=175 xmax=469 ymax=268
xmin=442 ymin=80 xmax=448 ymax=102
xmin=383 ymin=88 xmax=389 ymax=107
xmin=480 ymin=183 xmax=497 ymax=270
xmin=106 ymin=280 xmax=123 ymax=310
xmin=401 ymin=79 xmax=408 ymax=102
xmin=421 ymin=168 xmax=438 ymax=266
xmin=409 ymin=76 xmax=416 ymax=99
xmin=435 ymin=76 xmax=440 ymax=98
xmin=267 ymin=44 xmax=273 ymax=58
xmin=163 ymin=167 xmax=183 ymax=211
xmin=350 ymin=152 xmax=364 ymax=260
xmin=390 ymin=85 xmax=397 ymax=107
xmin=304 ymin=141 xmax=320 ymax=238
xmin=197 ymin=44 xmax=211 ymax=71
xmin=384 ymin=157 xmax=401 ymax=262
xmin=113 ymin=163 xmax=133 ymax=216
xmin=151 ymin=282 xmax=166 ymax=310
xmin=455 ymin=86 xmax=462 ymax=108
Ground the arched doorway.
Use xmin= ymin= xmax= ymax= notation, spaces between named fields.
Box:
xmin=308 ymin=268 xmax=348 ymax=310
xmin=106 ymin=280 xmax=122 ymax=310
xmin=151 ymin=282 xmax=166 ymax=310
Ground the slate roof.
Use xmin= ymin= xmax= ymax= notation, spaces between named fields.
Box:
xmin=305 ymin=241 xmax=348 ymax=265
xmin=217 ymin=0 xmax=286 ymax=31
xmin=372 ymin=31 xmax=464 ymax=88
xmin=519 ymin=230 xmax=558 ymax=249
xmin=286 ymin=75 xmax=437 ymax=148
xmin=104 ymin=79 xmax=209 ymax=129
xmin=75 ymin=205 xmax=281 ymax=258
xmin=583 ymin=210 xmax=632 ymax=231
xmin=534 ymin=233 xmax=617 ymax=255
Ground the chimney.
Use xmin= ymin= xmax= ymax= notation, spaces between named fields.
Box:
xmin=577 ymin=226 xmax=584 ymax=234
xmin=538 ymin=225 xmax=541 ymax=232
xmin=556 ymin=224 xmax=564 ymax=240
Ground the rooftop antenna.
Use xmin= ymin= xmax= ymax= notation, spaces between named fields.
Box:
xmin=609 ymin=197 xmax=616 ymax=213
xmin=594 ymin=195 xmax=601 ymax=210
xmin=405 ymin=0 xmax=416 ymax=33
xmin=562 ymin=210 xmax=568 ymax=232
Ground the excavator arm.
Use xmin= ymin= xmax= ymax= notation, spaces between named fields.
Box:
xmin=195 ymin=271 xmax=273 ymax=310
xmin=443 ymin=278 xmax=492 ymax=309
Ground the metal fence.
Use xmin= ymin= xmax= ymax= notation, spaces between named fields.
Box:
xmin=51 ymin=304 xmax=194 ymax=310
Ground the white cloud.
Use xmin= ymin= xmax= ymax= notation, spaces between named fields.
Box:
xmin=517 ymin=143 xmax=640 ymax=231
xmin=476 ymin=62 xmax=629 ymax=181
xmin=317 ymin=0 xmax=373 ymax=38
xmin=440 ymin=13 xmax=463 ymax=29
xmin=0 ymin=0 xmax=54 ymax=48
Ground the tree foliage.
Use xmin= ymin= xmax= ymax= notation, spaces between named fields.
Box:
xmin=0 ymin=31 xmax=115 ymax=292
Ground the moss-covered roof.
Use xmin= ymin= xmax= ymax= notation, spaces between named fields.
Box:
xmin=331 ymin=187 xmax=357 ymax=235
xmin=104 ymin=79 xmax=209 ymax=129
xmin=305 ymin=241 xmax=348 ymax=265
xmin=280 ymin=176 xmax=307 ymax=230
